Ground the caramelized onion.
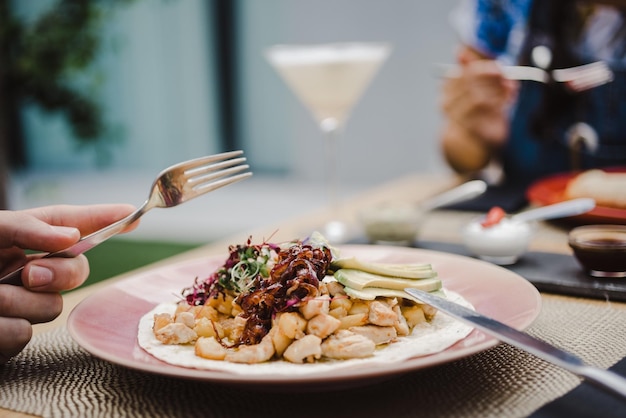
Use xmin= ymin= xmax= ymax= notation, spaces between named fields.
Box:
xmin=181 ymin=238 xmax=332 ymax=346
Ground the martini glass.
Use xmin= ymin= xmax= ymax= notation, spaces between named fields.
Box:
xmin=265 ymin=42 xmax=391 ymax=243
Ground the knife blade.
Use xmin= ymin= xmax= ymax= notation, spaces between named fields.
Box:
xmin=404 ymin=288 xmax=626 ymax=401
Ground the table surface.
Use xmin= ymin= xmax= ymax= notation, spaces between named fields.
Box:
xmin=2 ymin=173 xmax=625 ymax=418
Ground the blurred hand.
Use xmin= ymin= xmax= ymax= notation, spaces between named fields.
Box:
xmin=0 ymin=204 xmax=136 ymax=364
xmin=441 ymin=46 xmax=519 ymax=145
xmin=439 ymin=46 xmax=519 ymax=174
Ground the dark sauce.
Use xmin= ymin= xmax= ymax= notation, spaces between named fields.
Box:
xmin=570 ymin=238 xmax=626 ymax=273
xmin=580 ymin=238 xmax=625 ymax=248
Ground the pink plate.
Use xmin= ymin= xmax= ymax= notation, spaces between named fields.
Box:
xmin=67 ymin=245 xmax=542 ymax=389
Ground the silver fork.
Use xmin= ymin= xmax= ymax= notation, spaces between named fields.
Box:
xmin=552 ymin=61 xmax=614 ymax=91
xmin=435 ymin=63 xmax=549 ymax=83
xmin=0 ymin=150 xmax=252 ymax=286
xmin=436 ymin=61 xmax=613 ymax=92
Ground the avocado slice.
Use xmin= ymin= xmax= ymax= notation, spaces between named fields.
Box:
xmin=331 ymin=257 xmax=435 ymax=279
xmin=334 ymin=269 xmax=442 ymax=292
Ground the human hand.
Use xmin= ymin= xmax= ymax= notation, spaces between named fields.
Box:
xmin=440 ymin=46 xmax=519 ymax=147
xmin=0 ymin=204 xmax=136 ymax=363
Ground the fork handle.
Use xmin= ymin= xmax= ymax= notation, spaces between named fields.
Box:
xmin=0 ymin=206 xmax=146 ymax=286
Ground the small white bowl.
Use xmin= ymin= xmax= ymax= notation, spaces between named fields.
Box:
xmin=462 ymin=218 xmax=533 ymax=265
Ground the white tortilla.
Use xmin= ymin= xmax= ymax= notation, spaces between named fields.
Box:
xmin=137 ymin=289 xmax=474 ymax=376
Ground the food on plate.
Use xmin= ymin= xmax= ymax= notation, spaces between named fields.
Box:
xmin=565 ymin=169 xmax=626 ymax=209
xmin=138 ymin=232 xmax=474 ymax=369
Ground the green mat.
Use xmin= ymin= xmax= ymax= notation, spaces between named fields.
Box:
xmin=80 ymin=239 xmax=200 ymax=289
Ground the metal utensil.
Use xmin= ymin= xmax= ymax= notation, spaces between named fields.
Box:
xmin=404 ymin=288 xmax=626 ymax=401
xmin=510 ymin=198 xmax=595 ymax=223
xmin=552 ymin=61 xmax=614 ymax=91
xmin=436 ymin=63 xmax=549 ymax=83
xmin=0 ymin=151 xmax=252 ymax=286
xmin=436 ymin=61 xmax=613 ymax=92
xmin=418 ymin=180 xmax=487 ymax=212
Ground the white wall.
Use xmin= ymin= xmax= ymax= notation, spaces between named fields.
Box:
xmin=238 ymin=0 xmax=460 ymax=190
xmin=14 ymin=0 xmax=461 ymax=187
xmin=17 ymin=0 xmax=221 ymax=171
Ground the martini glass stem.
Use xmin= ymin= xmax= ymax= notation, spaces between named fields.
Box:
xmin=321 ymin=118 xmax=341 ymax=211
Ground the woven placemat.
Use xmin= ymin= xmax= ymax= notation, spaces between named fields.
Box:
xmin=1 ymin=294 xmax=625 ymax=418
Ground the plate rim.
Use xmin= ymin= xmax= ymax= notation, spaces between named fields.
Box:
xmin=67 ymin=245 xmax=542 ymax=386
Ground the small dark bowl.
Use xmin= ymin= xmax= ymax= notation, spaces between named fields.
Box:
xmin=568 ymin=225 xmax=626 ymax=278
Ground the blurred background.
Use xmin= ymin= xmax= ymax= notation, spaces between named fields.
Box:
xmin=1 ymin=0 xmax=458 ymax=249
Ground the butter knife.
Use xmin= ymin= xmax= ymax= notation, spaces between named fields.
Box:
xmin=404 ymin=288 xmax=626 ymax=401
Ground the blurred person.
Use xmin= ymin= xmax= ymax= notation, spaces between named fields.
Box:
xmin=0 ymin=204 xmax=136 ymax=364
xmin=440 ymin=0 xmax=626 ymax=187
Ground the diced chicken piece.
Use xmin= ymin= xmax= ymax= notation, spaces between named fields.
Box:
xmin=174 ymin=303 xmax=193 ymax=317
xmin=329 ymin=306 xmax=348 ymax=320
xmin=306 ymin=314 xmax=341 ymax=339
xmin=195 ymin=336 xmax=227 ymax=360
xmin=381 ymin=297 xmax=399 ymax=308
xmin=368 ymin=301 xmax=397 ymax=327
xmin=175 ymin=311 xmax=195 ymax=328
xmin=271 ymin=328 xmax=293 ymax=357
xmin=326 ymin=280 xmax=346 ymax=297
xmin=330 ymin=296 xmax=352 ymax=312
xmin=153 ymin=313 xmax=173 ymax=332
xmin=299 ymin=295 xmax=330 ymax=319
xmin=338 ymin=313 xmax=368 ymax=329
xmin=230 ymin=302 xmax=243 ymax=317
xmin=154 ymin=322 xmax=197 ymax=345
xmin=220 ymin=316 xmax=247 ymax=342
xmin=212 ymin=320 xmax=226 ymax=339
xmin=277 ymin=312 xmax=307 ymax=339
xmin=193 ymin=317 xmax=217 ymax=338
xmin=349 ymin=325 xmax=397 ymax=345
xmin=207 ymin=293 xmax=235 ymax=315
xmin=321 ymin=330 xmax=375 ymax=359
xmin=392 ymin=305 xmax=410 ymax=336
xmin=401 ymin=305 xmax=426 ymax=328
xmin=422 ymin=304 xmax=438 ymax=320
xmin=196 ymin=305 xmax=219 ymax=322
xmin=348 ymin=301 xmax=369 ymax=315
xmin=319 ymin=282 xmax=329 ymax=295
xmin=225 ymin=331 xmax=275 ymax=364
xmin=283 ymin=334 xmax=322 ymax=364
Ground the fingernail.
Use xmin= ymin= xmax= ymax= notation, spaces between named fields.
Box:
xmin=28 ymin=265 xmax=53 ymax=288
xmin=51 ymin=225 xmax=79 ymax=239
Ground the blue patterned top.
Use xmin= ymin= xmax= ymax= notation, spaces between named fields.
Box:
xmin=451 ymin=0 xmax=626 ymax=65
xmin=450 ymin=0 xmax=532 ymax=63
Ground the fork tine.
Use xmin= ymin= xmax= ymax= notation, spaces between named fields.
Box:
xmin=568 ymin=77 xmax=611 ymax=92
xmin=167 ymin=150 xmax=245 ymax=173
xmin=188 ymin=163 xmax=250 ymax=188
xmin=168 ymin=150 xmax=252 ymax=202
xmin=552 ymin=61 xmax=613 ymax=85
xmin=185 ymin=157 xmax=247 ymax=177
xmin=568 ymin=67 xmax=614 ymax=91
xmin=552 ymin=61 xmax=613 ymax=92
xmin=551 ymin=61 xmax=605 ymax=82
xmin=192 ymin=171 xmax=253 ymax=196
xmin=575 ymin=66 xmax=612 ymax=80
